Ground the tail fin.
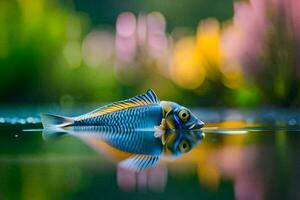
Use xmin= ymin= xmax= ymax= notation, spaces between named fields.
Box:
xmin=40 ymin=113 xmax=74 ymax=129
xmin=42 ymin=129 xmax=68 ymax=141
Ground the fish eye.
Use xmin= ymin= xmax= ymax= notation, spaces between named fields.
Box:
xmin=178 ymin=109 xmax=190 ymax=122
xmin=179 ymin=140 xmax=190 ymax=153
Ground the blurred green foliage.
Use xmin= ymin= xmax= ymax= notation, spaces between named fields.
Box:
xmin=73 ymin=0 xmax=233 ymax=30
xmin=1 ymin=0 xmax=299 ymax=107
xmin=0 ymin=0 xmax=93 ymax=103
xmin=0 ymin=0 xmax=235 ymax=106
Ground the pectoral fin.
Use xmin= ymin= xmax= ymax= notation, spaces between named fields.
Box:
xmin=119 ymin=155 xmax=160 ymax=171
xmin=154 ymin=118 xmax=166 ymax=138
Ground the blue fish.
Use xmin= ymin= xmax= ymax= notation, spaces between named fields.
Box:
xmin=41 ymin=89 xmax=205 ymax=171
xmin=41 ymin=89 xmax=204 ymax=131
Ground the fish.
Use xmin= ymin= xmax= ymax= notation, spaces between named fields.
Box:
xmin=42 ymin=126 xmax=204 ymax=171
xmin=40 ymin=89 xmax=205 ymax=171
xmin=41 ymin=89 xmax=204 ymax=132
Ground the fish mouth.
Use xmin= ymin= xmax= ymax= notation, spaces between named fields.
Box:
xmin=189 ymin=120 xmax=205 ymax=130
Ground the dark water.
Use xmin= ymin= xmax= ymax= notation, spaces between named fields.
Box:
xmin=1 ymin=107 xmax=300 ymax=200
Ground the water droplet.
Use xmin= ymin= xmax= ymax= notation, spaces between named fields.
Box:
xmin=10 ymin=117 xmax=18 ymax=124
xmin=33 ymin=117 xmax=41 ymax=123
xmin=0 ymin=118 xmax=5 ymax=123
xmin=18 ymin=119 xmax=26 ymax=124
xmin=26 ymin=117 xmax=34 ymax=123
xmin=288 ymin=118 xmax=297 ymax=126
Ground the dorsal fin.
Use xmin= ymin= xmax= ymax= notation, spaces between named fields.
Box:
xmin=78 ymin=89 xmax=160 ymax=120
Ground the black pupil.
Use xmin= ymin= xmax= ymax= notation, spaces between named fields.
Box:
xmin=182 ymin=112 xmax=187 ymax=118
xmin=182 ymin=143 xmax=187 ymax=149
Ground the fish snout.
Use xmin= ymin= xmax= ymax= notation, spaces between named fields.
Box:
xmin=191 ymin=120 xmax=205 ymax=130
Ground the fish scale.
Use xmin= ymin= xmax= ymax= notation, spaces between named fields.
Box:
xmin=74 ymin=104 xmax=163 ymax=129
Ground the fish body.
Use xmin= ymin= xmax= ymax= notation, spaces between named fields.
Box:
xmin=41 ymin=89 xmax=204 ymax=131
xmin=74 ymin=104 xmax=163 ymax=129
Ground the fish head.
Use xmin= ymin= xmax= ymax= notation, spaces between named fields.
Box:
xmin=162 ymin=130 xmax=204 ymax=156
xmin=161 ymin=101 xmax=204 ymax=131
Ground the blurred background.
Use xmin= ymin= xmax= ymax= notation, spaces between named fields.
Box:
xmin=1 ymin=0 xmax=300 ymax=107
xmin=2 ymin=1 xmax=300 ymax=200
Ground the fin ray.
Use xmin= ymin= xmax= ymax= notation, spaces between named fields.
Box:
xmin=41 ymin=114 xmax=74 ymax=128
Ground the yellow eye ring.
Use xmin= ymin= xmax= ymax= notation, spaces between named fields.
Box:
xmin=178 ymin=109 xmax=190 ymax=122
xmin=179 ymin=140 xmax=190 ymax=152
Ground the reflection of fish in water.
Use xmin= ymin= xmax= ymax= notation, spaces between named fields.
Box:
xmin=40 ymin=89 xmax=204 ymax=132
xmin=43 ymin=127 xmax=204 ymax=171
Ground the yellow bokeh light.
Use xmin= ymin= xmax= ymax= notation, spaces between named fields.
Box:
xmin=171 ymin=18 xmax=232 ymax=90
xmin=171 ymin=18 xmax=245 ymax=91
xmin=172 ymin=37 xmax=206 ymax=89
xmin=196 ymin=18 xmax=222 ymax=68
xmin=221 ymin=64 xmax=244 ymax=89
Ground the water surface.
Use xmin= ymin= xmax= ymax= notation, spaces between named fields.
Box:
xmin=1 ymin=107 xmax=300 ymax=200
